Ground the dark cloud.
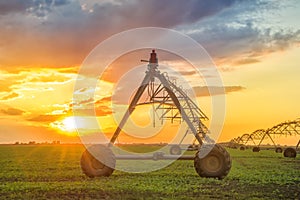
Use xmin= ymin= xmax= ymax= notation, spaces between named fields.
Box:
xmin=28 ymin=0 xmax=70 ymax=18
xmin=184 ymin=1 xmax=300 ymax=68
xmin=185 ymin=0 xmax=235 ymax=22
xmin=192 ymin=86 xmax=245 ymax=97
xmin=190 ymin=22 xmax=262 ymax=58
xmin=0 ymin=0 xmax=236 ymax=68
xmin=108 ymin=0 xmax=236 ymax=27
xmin=0 ymin=0 xmax=69 ymax=16
xmin=0 ymin=0 xmax=31 ymax=15
xmin=0 ymin=107 xmax=25 ymax=115
xmin=0 ymin=0 xmax=298 ymax=70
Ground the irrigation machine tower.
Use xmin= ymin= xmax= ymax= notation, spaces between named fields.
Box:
xmin=253 ymin=119 xmax=300 ymax=157
xmin=230 ymin=119 xmax=300 ymax=157
xmin=80 ymin=50 xmax=232 ymax=179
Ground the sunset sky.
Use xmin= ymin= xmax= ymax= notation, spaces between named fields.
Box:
xmin=0 ymin=0 xmax=299 ymax=145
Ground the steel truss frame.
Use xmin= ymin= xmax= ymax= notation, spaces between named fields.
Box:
xmin=231 ymin=119 xmax=300 ymax=149
xmin=110 ymin=51 xmax=213 ymax=151
xmin=257 ymin=119 xmax=300 ymax=147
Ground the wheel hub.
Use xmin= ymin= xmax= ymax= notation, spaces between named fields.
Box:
xmin=203 ymin=155 xmax=221 ymax=172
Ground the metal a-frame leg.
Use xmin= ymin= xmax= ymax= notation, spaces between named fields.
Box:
xmin=245 ymin=136 xmax=256 ymax=146
xmin=178 ymin=129 xmax=189 ymax=145
xmin=258 ymin=132 xmax=276 ymax=147
xmin=109 ymin=72 xmax=152 ymax=144
xmin=296 ymin=139 xmax=300 ymax=150
xmin=156 ymin=72 xmax=203 ymax=145
xmin=110 ymin=70 xmax=204 ymax=146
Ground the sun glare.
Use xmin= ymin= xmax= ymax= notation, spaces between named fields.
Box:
xmin=62 ymin=117 xmax=77 ymax=132
xmin=51 ymin=116 xmax=103 ymax=136
xmin=50 ymin=116 xmax=78 ymax=134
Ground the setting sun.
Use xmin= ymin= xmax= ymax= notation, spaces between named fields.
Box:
xmin=50 ymin=116 xmax=78 ymax=135
xmin=62 ymin=117 xmax=77 ymax=132
xmin=50 ymin=116 xmax=107 ymax=136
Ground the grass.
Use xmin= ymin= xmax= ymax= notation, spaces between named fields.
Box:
xmin=0 ymin=144 xmax=299 ymax=199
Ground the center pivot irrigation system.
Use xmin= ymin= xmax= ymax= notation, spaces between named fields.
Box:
xmin=230 ymin=119 xmax=300 ymax=157
xmin=80 ymin=50 xmax=231 ymax=179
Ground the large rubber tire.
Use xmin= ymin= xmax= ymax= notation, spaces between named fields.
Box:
xmin=194 ymin=144 xmax=231 ymax=179
xmin=275 ymin=147 xmax=283 ymax=153
xmin=240 ymin=146 xmax=245 ymax=151
xmin=283 ymin=148 xmax=297 ymax=158
xmin=81 ymin=144 xmax=116 ymax=178
xmin=169 ymin=145 xmax=182 ymax=155
xmin=253 ymin=147 xmax=260 ymax=152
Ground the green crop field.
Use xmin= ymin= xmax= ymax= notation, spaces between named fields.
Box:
xmin=0 ymin=144 xmax=299 ymax=199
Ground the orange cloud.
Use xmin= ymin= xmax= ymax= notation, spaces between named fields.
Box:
xmin=232 ymin=58 xmax=260 ymax=66
xmin=0 ymin=92 xmax=19 ymax=101
xmin=192 ymin=86 xmax=245 ymax=97
xmin=0 ymin=107 xmax=25 ymax=115
xmin=0 ymin=81 xmax=14 ymax=93
xmin=28 ymin=114 xmax=63 ymax=123
xmin=29 ymin=73 xmax=70 ymax=83
xmin=72 ymin=97 xmax=113 ymax=117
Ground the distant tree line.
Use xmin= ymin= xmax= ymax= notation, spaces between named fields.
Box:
xmin=14 ymin=141 xmax=61 ymax=145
